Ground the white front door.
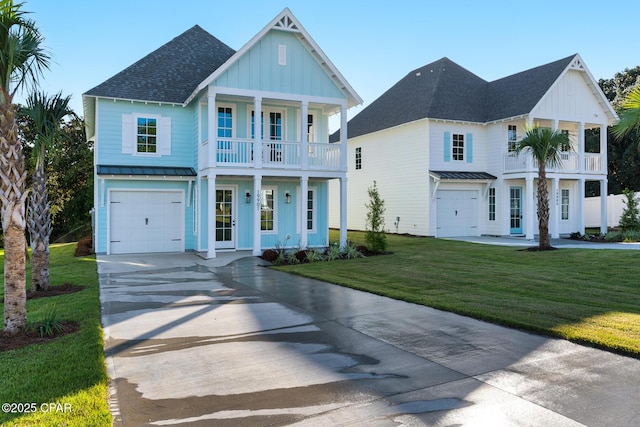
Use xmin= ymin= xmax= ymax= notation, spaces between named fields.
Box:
xmin=215 ymin=187 xmax=235 ymax=249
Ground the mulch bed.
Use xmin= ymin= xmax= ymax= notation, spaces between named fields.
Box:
xmin=1 ymin=283 xmax=85 ymax=352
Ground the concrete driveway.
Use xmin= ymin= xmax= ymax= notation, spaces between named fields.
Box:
xmin=99 ymin=252 xmax=640 ymax=426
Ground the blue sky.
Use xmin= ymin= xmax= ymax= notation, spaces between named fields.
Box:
xmin=21 ymin=0 xmax=640 ymax=124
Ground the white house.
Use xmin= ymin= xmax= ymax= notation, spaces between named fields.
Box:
xmin=84 ymin=8 xmax=361 ymax=257
xmin=330 ymin=54 xmax=618 ymax=239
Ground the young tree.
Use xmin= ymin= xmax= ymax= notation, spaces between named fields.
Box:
xmin=21 ymin=91 xmax=72 ymax=291
xmin=365 ymin=180 xmax=387 ymax=253
xmin=619 ymin=188 xmax=640 ymax=231
xmin=0 ymin=0 xmax=51 ymax=334
xmin=515 ymin=126 xmax=568 ymax=250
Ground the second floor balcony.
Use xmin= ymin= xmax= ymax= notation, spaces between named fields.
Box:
xmin=200 ymin=137 xmax=343 ymax=172
xmin=504 ymin=151 xmax=604 ymax=175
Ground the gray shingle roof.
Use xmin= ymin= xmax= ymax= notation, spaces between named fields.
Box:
xmin=333 ymin=55 xmax=576 ymax=141
xmin=84 ymin=25 xmax=236 ymax=104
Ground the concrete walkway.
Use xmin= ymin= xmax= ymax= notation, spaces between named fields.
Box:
xmin=99 ymin=251 xmax=640 ymax=426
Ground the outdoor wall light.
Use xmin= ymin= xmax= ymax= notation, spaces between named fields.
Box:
xmin=245 ymin=191 xmax=251 ymax=203
xmin=285 ymin=192 xmax=291 ymax=204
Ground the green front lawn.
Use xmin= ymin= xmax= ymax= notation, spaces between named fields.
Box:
xmin=0 ymin=243 xmax=111 ymax=427
xmin=276 ymin=232 xmax=640 ymax=357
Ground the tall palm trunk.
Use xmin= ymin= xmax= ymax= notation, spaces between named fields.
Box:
xmin=0 ymin=100 xmax=28 ymax=334
xmin=537 ymin=165 xmax=551 ymax=250
xmin=27 ymin=156 xmax=51 ymax=291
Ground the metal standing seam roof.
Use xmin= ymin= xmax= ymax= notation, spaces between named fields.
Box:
xmin=430 ymin=171 xmax=497 ymax=180
xmin=96 ymin=165 xmax=197 ymax=177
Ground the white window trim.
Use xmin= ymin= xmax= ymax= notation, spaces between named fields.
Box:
xmin=452 ymin=133 xmax=464 ymax=162
xmin=260 ymin=185 xmax=278 ymax=234
xmin=249 ymin=107 xmax=287 ymax=140
xmin=122 ymin=113 xmax=171 ymax=157
xmin=216 ymin=103 xmax=236 ymax=139
xmin=296 ymin=186 xmax=317 ymax=233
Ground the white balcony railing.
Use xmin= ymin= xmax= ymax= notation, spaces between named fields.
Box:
xmin=504 ymin=152 xmax=603 ymax=174
xmin=202 ymin=138 xmax=342 ymax=171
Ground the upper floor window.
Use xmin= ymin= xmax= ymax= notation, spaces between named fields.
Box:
xmin=137 ymin=117 xmax=157 ymax=153
xmin=561 ymin=130 xmax=571 ymax=152
xmin=452 ymin=134 xmax=464 ymax=161
xmin=218 ymin=107 xmax=233 ymax=138
xmin=355 ymin=147 xmax=362 ymax=170
xmin=508 ymin=125 xmax=517 ymax=152
xmin=122 ymin=113 xmax=171 ymax=156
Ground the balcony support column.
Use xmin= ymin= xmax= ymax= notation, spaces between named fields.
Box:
xmin=340 ymin=176 xmax=348 ymax=249
xmin=340 ymin=104 xmax=348 ymax=172
xmin=253 ymin=174 xmax=263 ymax=256
xmin=253 ymin=97 xmax=263 ymax=169
xmin=525 ymin=175 xmax=535 ymax=240
xmin=301 ymin=101 xmax=309 ymax=169
xmin=206 ymin=173 xmax=216 ymax=259
xmin=300 ymin=176 xmax=308 ymax=249
xmin=578 ymin=121 xmax=585 ymax=173
xmin=207 ymin=87 xmax=217 ymax=168
xmin=551 ymin=177 xmax=560 ymax=238
xmin=578 ymin=178 xmax=585 ymax=235
xmin=600 ymin=179 xmax=608 ymax=234
xmin=600 ymin=125 xmax=607 ymax=172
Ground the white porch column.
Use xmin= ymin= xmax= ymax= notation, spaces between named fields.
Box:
xmin=525 ymin=175 xmax=535 ymax=240
xmin=600 ymin=125 xmax=608 ymax=172
xmin=300 ymin=176 xmax=308 ymax=249
xmin=207 ymin=174 xmax=216 ymax=259
xmin=253 ymin=175 xmax=262 ymax=256
xmin=600 ymin=179 xmax=608 ymax=234
xmin=253 ymin=97 xmax=263 ymax=169
xmin=340 ymin=105 xmax=348 ymax=172
xmin=578 ymin=122 xmax=585 ymax=173
xmin=340 ymin=176 xmax=348 ymax=249
xmin=578 ymin=178 xmax=585 ymax=235
xmin=300 ymin=101 xmax=309 ymax=169
xmin=551 ymin=177 xmax=560 ymax=238
xmin=207 ymin=88 xmax=217 ymax=168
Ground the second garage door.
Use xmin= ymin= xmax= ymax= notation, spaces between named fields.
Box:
xmin=109 ymin=190 xmax=184 ymax=254
xmin=436 ymin=190 xmax=479 ymax=237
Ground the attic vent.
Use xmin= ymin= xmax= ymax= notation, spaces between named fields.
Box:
xmin=569 ymin=57 xmax=585 ymax=71
xmin=278 ymin=44 xmax=287 ymax=66
xmin=274 ymin=15 xmax=299 ymax=31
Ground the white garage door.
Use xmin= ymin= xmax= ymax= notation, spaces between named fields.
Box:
xmin=436 ymin=190 xmax=479 ymax=237
xmin=110 ymin=191 xmax=184 ymax=254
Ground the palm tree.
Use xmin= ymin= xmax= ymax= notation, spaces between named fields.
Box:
xmin=515 ymin=126 xmax=568 ymax=250
xmin=22 ymin=91 xmax=72 ymax=292
xmin=0 ymin=0 xmax=50 ymax=334
xmin=613 ymin=86 xmax=640 ymax=141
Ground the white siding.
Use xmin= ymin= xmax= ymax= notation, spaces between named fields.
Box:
xmin=329 ymin=120 xmax=430 ymax=235
xmin=532 ymin=70 xmax=609 ymax=125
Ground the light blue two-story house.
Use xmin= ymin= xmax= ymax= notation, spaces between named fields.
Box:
xmin=83 ymin=8 xmax=361 ymax=257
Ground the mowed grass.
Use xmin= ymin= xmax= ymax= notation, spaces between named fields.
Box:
xmin=0 ymin=243 xmax=111 ymax=427
xmin=276 ymin=232 xmax=640 ymax=357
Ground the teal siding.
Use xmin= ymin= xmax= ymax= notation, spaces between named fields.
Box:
xmin=213 ymin=30 xmax=344 ymax=99
xmin=95 ymin=179 xmax=196 ymax=254
xmin=96 ymin=99 xmax=196 ymax=168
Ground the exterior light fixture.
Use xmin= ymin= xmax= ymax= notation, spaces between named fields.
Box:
xmin=285 ymin=192 xmax=291 ymax=204
xmin=245 ymin=191 xmax=251 ymax=203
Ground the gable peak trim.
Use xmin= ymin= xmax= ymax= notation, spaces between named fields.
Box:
xmin=569 ymin=56 xmax=585 ymax=71
xmin=273 ymin=14 xmax=299 ymax=32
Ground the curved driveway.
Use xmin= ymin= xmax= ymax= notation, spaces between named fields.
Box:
xmin=99 ymin=252 xmax=640 ymax=426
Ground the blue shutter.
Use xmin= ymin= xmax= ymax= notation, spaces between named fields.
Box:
xmin=466 ymin=133 xmax=473 ymax=163
xmin=443 ymin=132 xmax=451 ymax=162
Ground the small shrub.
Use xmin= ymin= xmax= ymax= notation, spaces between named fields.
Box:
xmin=28 ymin=304 xmax=64 ymax=337
xmin=261 ymin=249 xmax=279 ymax=262
xmin=294 ymin=250 xmax=308 ymax=263
xmin=344 ymin=242 xmax=364 ymax=259
xmin=74 ymin=236 xmax=93 ymax=257
xmin=326 ymin=244 xmax=342 ymax=261
xmin=305 ymin=248 xmax=325 ymax=263
xmin=605 ymin=231 xmax=624 ymax=242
